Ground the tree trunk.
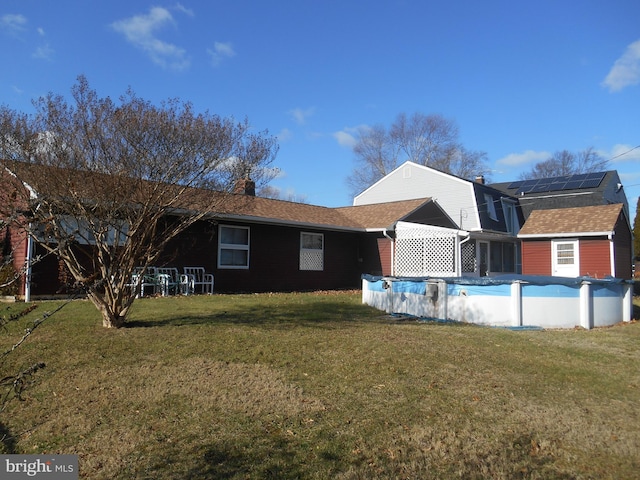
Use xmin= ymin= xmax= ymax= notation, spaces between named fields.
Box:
xmin=87 ymin=292 xmax=128 ymax=328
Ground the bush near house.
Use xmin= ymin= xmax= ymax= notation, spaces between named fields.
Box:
xmin=1 ymin=292 xmax=639 ymax=479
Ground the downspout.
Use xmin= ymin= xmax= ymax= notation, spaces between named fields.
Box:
xmin=608 ymin=232 xmax=615 ymax=277
xmin=383 ymin=227 xmax=395 ymax=276
xmin=457 ymin=233 xmax=471 ymax=276
xmin=24 ymin=227 xmax=34 ymax=303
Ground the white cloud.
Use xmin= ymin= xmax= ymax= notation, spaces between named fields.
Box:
xmin=333 ymin=131 xmax=357 ymax=148
xmin=207 ymin=41 xmax=235 ymax=67
xmin=333 ymin=125 xmax=370 ymax=148
xmin=32 ymin=43 xmax=54 ymax=61
xmin=110 ymin=7 xmax=190 ymax=71
xmin=496 ymin=150 xmax=550 ymax=167
xmin=602 ymin=39 xmax=640 ymax=92
xmin=288 ymin=107 xmax=315 ymax=125
xmin=0 ymin=13 xmax=27 ymax=35
xmin=37 ymin=27 xmax=45 ymax=36
xmin=174 ymin=3 xmax=194 ymax=17
xmin=276 ymin=128 xmax=293 ymax=142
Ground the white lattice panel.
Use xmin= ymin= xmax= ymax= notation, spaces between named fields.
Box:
xmin=395 ymin=226 xmax=457 ymax=277
xmin=300 ymin=250 xmax=323 ymax=271
xmin=461 ymin=240 xmax=476 ymax=273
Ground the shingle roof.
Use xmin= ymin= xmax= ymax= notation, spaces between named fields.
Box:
xmin=518 ymin=204 xmax=623 ymax=237
xmin=218 ymin=195 xmax=432 ymax=230
xmin=5 ymin=160 xmax=434 ymax=231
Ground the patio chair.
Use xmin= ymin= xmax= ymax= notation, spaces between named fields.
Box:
xmin=130 ymin=267 xmax=158 ymax=298
xmin=155 ymin=267 xmax=184 ymax=296
xmin=183 ymin=267 xmax=215 ymax=294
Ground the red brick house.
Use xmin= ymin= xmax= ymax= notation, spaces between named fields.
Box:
xmin=517 ymin=203 xmax=632 ymax=279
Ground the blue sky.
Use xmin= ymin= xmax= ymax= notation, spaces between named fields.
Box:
xmin=1 ymin=0 xmax=639 ymax=220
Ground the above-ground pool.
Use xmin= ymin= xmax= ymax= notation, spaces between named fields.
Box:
xmin=362 ymin=274 xmax=634 ymax=329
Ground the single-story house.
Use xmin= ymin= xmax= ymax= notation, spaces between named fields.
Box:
xmin=517 ymin=203 xmax=632 ymax=279
xmin=2 ymin=160 xmax=466 ymax=297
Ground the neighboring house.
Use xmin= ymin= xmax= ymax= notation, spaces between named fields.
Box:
xmin=353 ymin=161 xmax=524 ymax=277
xmin=517 ymin=204 xmax=632 ymax=279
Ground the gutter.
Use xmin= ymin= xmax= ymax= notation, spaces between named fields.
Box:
xmin=518 ymin=231 xmax=614 ymax=239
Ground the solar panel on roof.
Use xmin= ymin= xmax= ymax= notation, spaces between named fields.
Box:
xmin=580 ymin=179 xmax=601 ymax=188
xmin=508 ymin=171 xmax=606 ymax=194
xmin=564 ymin=180 xmax=583 ymax=189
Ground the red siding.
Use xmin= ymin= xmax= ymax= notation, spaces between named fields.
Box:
xmin=521 ymin=240 xmax=551 ymax=275
xmin=579 ymin=239 xmax=611 ymax=278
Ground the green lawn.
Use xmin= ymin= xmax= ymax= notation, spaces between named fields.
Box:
xmin=2 ymin=292 xmax=640 ymax=479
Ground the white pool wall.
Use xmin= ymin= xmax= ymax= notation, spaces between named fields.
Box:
xmin=362 ymin=275 xmax=633 ymax=329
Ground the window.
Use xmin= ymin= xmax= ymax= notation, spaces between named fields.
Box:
xmin=300 ymin=232 xmax=324 ymax=271
xmin=484 ymin=194 xmax=498 ymax=221
xmin=501 ymin=199 xmax=519 ymax=234
xmin=555 ymin=242 xmax=575 ymax=265
xmin=218 ymin=225 xmax=249 ymax=269
xmin=490 ymin=241 xmax=516 ymax=273
xmin=552 ymin=239 xmax=579 ymax=277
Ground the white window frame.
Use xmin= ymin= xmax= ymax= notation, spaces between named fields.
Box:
xmin=218 ymin=225 xmax=250 ymax=269
xmin=300 ymin=232 xmax=324 ymax=271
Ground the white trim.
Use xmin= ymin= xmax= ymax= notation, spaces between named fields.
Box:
xmin=552 ymin=239 xmax=580 ymax=277
xmin=217 ymin=224 xmax=250 ymax=269
xmin=610 ymin=237 xmax=616 ymax=277
xmin=518 ymin=231 xmax=613 ymax=239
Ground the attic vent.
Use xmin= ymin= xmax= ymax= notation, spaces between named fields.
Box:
xmin=403 ymin=165 xmax=412 ymax=178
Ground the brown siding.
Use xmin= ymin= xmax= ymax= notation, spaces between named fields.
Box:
xmin=613 ymin=215 xmax=633 ymax=279
xmin=521 ymin=240 xmax=551 ymax=275
xmin=377 ymin=237 xmax=393 ymax=276
xmin=189 ymin=222 xmax=364 ymax=293
xmin=579 ymin=238 xmax=611 ymax=278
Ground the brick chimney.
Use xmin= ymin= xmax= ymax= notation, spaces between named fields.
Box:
xmin=475 ymin=175 xmax=485 ymax=184
xmin=233 ymin=177 xmax=256 ymax=196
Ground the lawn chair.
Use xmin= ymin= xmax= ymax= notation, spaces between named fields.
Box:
xmin=183 ymin=267 xmax=215 ymax=294
xmin=155 ymin=267 xmax=185 ymax=296
xmin=130 ymin=267 xmax=158 ymax=298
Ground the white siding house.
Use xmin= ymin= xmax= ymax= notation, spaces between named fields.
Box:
xmin=354 ymin=162 xmax=482 ymax=231
xmin=354 ymin=161 xmax=523 ymax=277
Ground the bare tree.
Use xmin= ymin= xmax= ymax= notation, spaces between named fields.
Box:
xmin=347 ymin=112 xmax=489 ymax=195
xmin=258 ymin=185 xmax=308 ymax=203
xmin=519 ymin=147 xmax=609 ymax=179
xmin=0 ymin=76 xmax=278 ymax=328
